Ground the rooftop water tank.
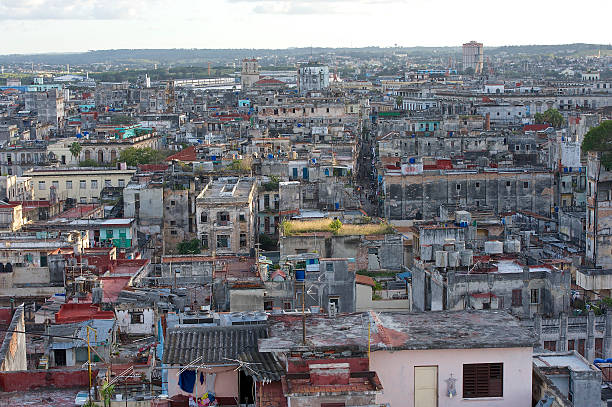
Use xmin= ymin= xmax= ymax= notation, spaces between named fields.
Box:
xmin=484 ymin=241 xmax=503 ymax=255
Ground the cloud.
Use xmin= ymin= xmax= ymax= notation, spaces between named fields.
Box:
xmin=0 ymin=0 xmax=160 ymax=20
xmin=227 ymin=0 xmax=397 ymax=15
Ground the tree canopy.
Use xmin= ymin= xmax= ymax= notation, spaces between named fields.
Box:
xmin=177 ymin=239 xmax=201 ymax=255
xmin=118 ymin=147 xmax=164 ymax=166
xmin=69 ymin=142 xmax=82 ymax=159
xmin=534 ymin=108 xmax=564 ymax=128
xmin=582 ymin=120 xmax=612 ymax=169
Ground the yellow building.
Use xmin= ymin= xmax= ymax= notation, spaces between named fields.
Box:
xmin=24 ymin=167 xmax=136 ymax=203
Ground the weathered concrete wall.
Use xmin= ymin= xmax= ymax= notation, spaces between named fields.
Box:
xmin=230 ymin=288 xmax=265 ymax=312
xmin=571 ymin=368 xmax=602 ymax=407
xmin=0 ymin=368 xmax=97 ymax=391
xmin=288 ymin=394 xmax=375 ymax=407
xmin=280 ymin=234 xmax=403 ymax=271
xmin=0 ymin=305 xmax=26 ymax=372
xmin=384 ymin=171 xmax=554 ymax=219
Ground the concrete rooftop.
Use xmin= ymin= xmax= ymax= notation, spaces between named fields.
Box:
xmin=259 ymin=310 xmax=537 ymax=353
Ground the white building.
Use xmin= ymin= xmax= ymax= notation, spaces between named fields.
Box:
xmin=241 ymin=59 xmax=260 ymax=90
xmin=298 ymin=63 xmax=330 ymax=94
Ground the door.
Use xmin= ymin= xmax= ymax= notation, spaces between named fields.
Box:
xmin=414 ymin=366 xmax=437 ymax=407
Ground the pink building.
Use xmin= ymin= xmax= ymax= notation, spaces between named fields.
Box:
xmin=261 ymin=310 xmax=536 ymax=407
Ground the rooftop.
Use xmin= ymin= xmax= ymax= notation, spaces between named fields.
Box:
xmin=196 ymin=178 xmax=256 ymax=204
xmin=259 ymin=310 xmax=536 ymax=353
xmin=533 ymin=352 xmax=594 ymax=373
xmin=163 ymin=325 xmax=267 ymax=365
xmin=282 ymin=218 xmax=394 ymax=236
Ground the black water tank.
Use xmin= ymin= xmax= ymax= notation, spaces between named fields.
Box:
xmin=0 ymin=263 xmax=5 ymax=273
xmin=4 ymin=263 xmax=12 ymax=273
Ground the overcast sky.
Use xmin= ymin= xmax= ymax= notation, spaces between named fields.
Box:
xmin=1 ymin=0 xmax=610 ymax=54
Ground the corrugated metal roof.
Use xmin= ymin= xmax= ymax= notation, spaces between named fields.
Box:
xmin=162 ymin=325 xmax=267 ymax=365
xmin=239 ymin=351 xmax=284 ymax=382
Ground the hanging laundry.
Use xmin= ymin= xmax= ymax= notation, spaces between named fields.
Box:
xmin=178 ymin=370 xmax=196 ymax=393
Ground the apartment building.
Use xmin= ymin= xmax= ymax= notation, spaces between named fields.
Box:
xmin=196 ymin=177 xmax=257 ymax=256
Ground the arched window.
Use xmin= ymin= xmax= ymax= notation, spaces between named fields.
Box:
xmin=110 ymin=150 xmax=117 ymax=161
xmin=98 ymin=150 xmax=104 ymax=163
xmin=84 ymin=150 xmax=91 ymax=160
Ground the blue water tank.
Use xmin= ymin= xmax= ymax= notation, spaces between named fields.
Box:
xmin=295 ymin=270 xmax=305 ymax=281
xmin=594 ymin=358 xmax=606 ymax=364
xmin=335 ymin=202 xmax=340 ymax=210
xmin=409 ymin=157 xmax=416 ymax=164
xmin=211 ymin=155 xmax=216 ymax=161
xmin=605 ymin=358 xmax=612 ymax=363
xmin=268 ymin=154 xmax=274 ymax=159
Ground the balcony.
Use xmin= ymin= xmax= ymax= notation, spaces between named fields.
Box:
xmin=213 ymin=220 xmax=233 ymax=229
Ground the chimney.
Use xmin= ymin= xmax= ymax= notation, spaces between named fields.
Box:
xmin=485 ymin=112 xmax=491 ymax=131
xmin=309 ymin=363 xmax=350 ymax=385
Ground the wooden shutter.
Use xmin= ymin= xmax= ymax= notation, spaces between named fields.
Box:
xmin=463 ymin=363 xmax=503 ymax=398
xmin=511 ymin=289 xmax=522 ymax=306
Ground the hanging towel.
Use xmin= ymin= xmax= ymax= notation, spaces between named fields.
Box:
xmin=205 ymin=373 xmax=217 ymax=394
xmin=179 ymin=370 xmax=196 ymax=393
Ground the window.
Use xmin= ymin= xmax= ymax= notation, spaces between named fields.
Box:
xmin=170 ymin=200 xmax=176 ymax=206
xmin=329 ymin=296 xmax=340 ymax=311
xmin=568 ymin=339 xmax=575 ymax=351
xmin=523 ymin=182 xmax=529 ymax=188
xmin=91 ymin=180 xmax=98 ymax=189
xmin=240 ymin=233 xmax=247 ymax=248
xmin=475 ymin=182 xmax=480 ymax=188
xmin=201 ymin=234 xmax=208 ymax=249
xmin=105 ymin=179 xmax=112 ymax=187
xmin=515 ymin=145 xmax=520 ymax=151
xmin=511 ymin=289 xmax=522 ymax=306
xmin=107 ymin=229 xmax=114 ymax=238
xmin=80 ymin=180 xmax=86 ymax=189
xmin=40 ymin=253 xmax=48 ymax=267
xmin=38 ymin=181 xmax=45 ymax=190
xmin=530 ymin=289 xmax=540 ymax=304
xmin=463 ymin=363 xmax=503 ymax=398
xmin=118 ymin=179 xmax=125 ymax=187
xmin=130 ymin=311 xmax=144 ymax=324
xmin=506 ymin=181 xmax=511 ymax=187
xmin=456 ymin=184 xmax=461 ymax=191
xmin=326 ymin=262 xmax=334 ymax=272
xmin=217 ymin=235 xmax=229 ymax=248
xmin=200 ymin=212 xmax=208 ymax=223
xmin=52 ymin=181 xmax=59 ymax=190
xmin=283 ymin=301 xmax=292 ymax=310
xmin=544 ymin=341 xmax=557 ymax=351
xmin=239 ymin=213 xmax=246 ymax=222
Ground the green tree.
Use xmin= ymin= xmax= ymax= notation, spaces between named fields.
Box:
xmin=582 ymin=120 xmax=612 ymax=169
xmin=258 ymin=233 xmax=278 ymax=251
xmin=177 ymin=238 xmax=201 ymax=255
xmin=101 ymin=381 xmax=115 ymax=407
xmin=534 ymin=108 xmax=564 ymax=128
xmin=79 ymin=159 xmax=100 ymax=167
xmin=69 ymin=142 xmax=82 ymax=161
xmin=118 ymin=147 xmax=164 ymax=166
xmin=329 ymin=219 xmax=342 ymax=234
